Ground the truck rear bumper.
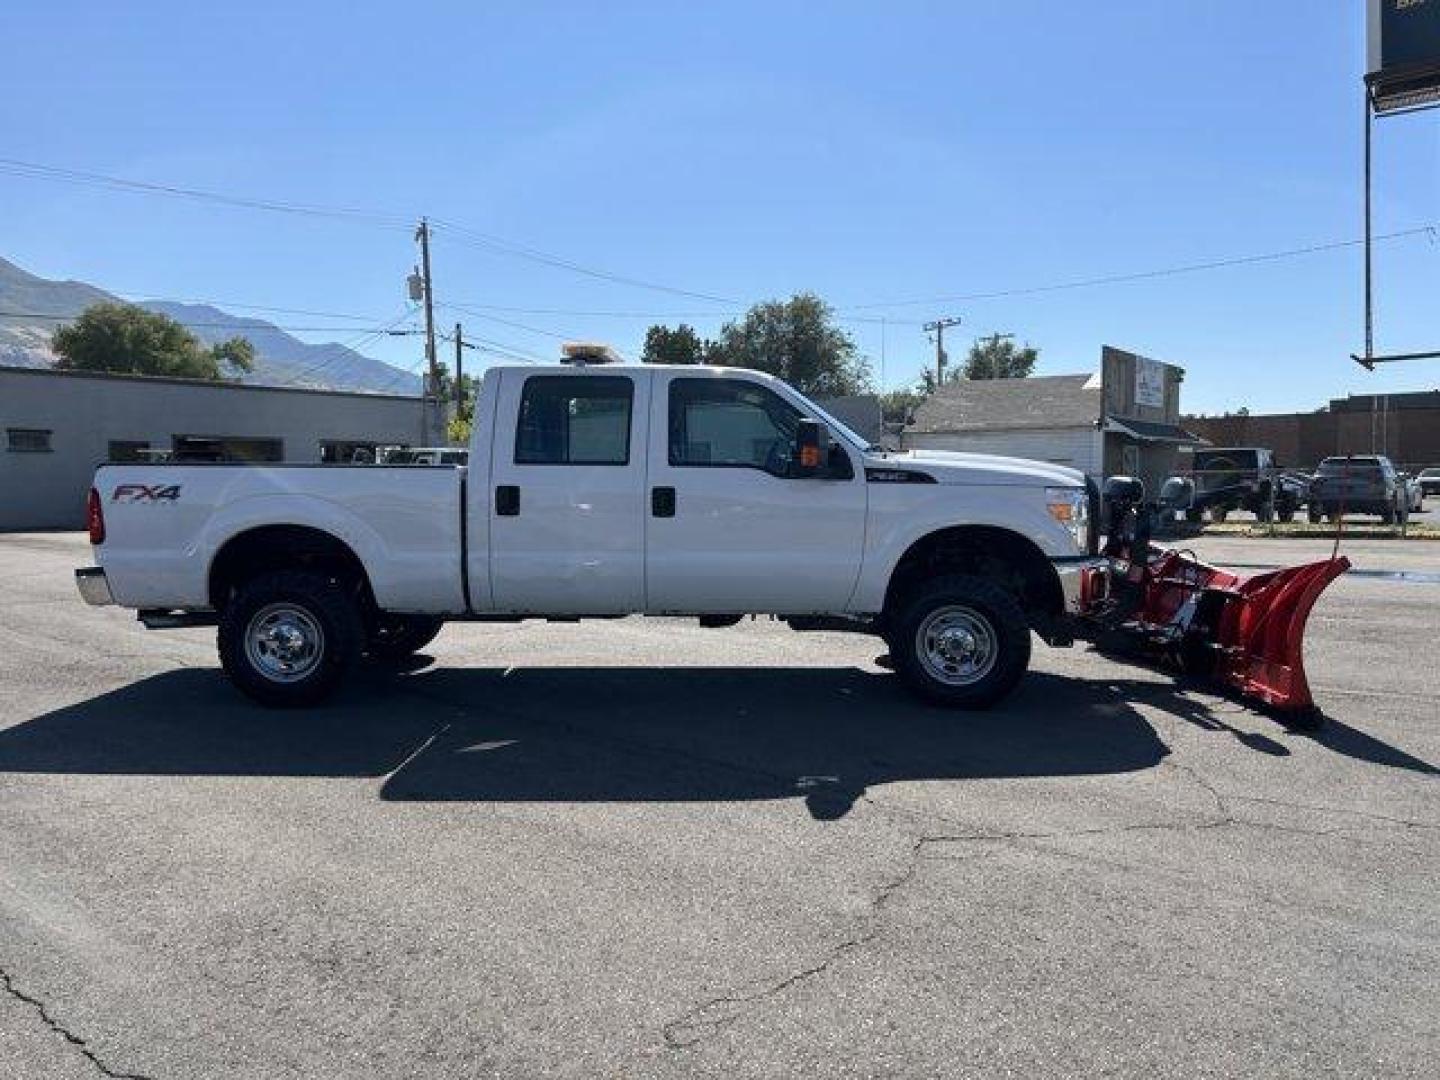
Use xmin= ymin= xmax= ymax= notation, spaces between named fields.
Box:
xmin=75 ymin=567 xmax=115 ymax=607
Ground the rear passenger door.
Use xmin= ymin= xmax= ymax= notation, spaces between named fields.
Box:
xmin=487 ymin=369 xmax=649 ymax=613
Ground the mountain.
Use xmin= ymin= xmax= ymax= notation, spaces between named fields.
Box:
xmin=0 ymin=256 xmax=421 ymax=394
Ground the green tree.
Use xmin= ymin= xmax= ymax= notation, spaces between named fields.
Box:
xmin=707 ymin=293 xmax=870 ymax=397
xmin=963 ymin=336 xmax=1038 ymax=380
xmin=52 ymin=303 xmax=255 ymax=380
xmin=641 ymin=323 xmax=710 ymax=365
xmin=879 ymin=388 xmax=924 ymax=425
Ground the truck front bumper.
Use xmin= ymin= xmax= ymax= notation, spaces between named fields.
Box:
xmin=75 ymin=567 xmax=115 ymax=607
xmin=1052 ymin=556 xmax=1111 ymax=615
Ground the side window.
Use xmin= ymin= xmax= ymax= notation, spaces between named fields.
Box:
xmin=515 ymin=375 xmax=633 ymax=465
xmin=669 ymin=378 xmax=800 ymax=470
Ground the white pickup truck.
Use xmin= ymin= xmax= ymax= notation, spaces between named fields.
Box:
xmin=77 ymin=359 xmax=1104 ymax=708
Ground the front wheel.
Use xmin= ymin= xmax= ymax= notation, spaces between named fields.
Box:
xmin=889 ymin=574 xmax=1031 ymax=708
xmin=218 ymin=570 xmax=363 ymax=707
xmin=1210 ymin=507 xmax=1229 ymax=523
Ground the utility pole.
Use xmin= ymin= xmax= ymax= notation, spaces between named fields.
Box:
xmin=454 ymin=322 xmax=465 ymax=418
xmin=415 ymin=218 xmax=439 ymax=441
xmin=923 ymin=316 xmax=962 ymax=385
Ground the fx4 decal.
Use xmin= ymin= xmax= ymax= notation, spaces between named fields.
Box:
xmin=112 ymin=483 xmax=182 ymax=504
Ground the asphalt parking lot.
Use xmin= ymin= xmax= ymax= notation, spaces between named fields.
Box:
xmin=1 ymin=532 xmax=1436 ymax=1079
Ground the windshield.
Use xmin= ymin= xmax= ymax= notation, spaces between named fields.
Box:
xmin=1317 ymin=459 xmax=1382 ymax=476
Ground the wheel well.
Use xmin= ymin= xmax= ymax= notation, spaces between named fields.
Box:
xmin=883 ymin=526 xmax=1063 ymax=624
xmin=209 ymin=525 xmax=373 ymax=612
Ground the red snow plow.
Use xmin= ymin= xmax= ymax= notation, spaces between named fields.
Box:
xmin=1079 ymin=477 xmax=1349 ymax=721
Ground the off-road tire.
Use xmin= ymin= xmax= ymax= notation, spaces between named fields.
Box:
xmin=889 ymin=574 xmax=1031 ymax=709
xmin=218 ymin=570 xmax=362 ymax=707
xmin=365 ymin=614 xmax=444 ymax=665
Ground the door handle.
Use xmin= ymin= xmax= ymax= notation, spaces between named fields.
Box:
xmin=651 ymin=486 xmax=676 ymax=518
xmin=495 ymin=485 xmax=520 ymax=516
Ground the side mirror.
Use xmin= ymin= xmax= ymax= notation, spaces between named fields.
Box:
xmin=793 ymin=418 xmax=823 ymax=478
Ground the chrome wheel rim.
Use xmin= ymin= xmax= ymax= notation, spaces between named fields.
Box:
xmin=245 ymin=603 xmax=325 ymax=683
xmin=916 ymin=605 xmax=997 ymax=687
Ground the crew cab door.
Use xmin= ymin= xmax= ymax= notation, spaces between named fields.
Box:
xmin=487 ymin=368 xmax=649 ymax=613
xmin=644 ymin=371 xmax=867 ymax=613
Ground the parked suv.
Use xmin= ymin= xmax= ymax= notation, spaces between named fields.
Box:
xmin=1308 ymin=455 xmax=1408 ymax=524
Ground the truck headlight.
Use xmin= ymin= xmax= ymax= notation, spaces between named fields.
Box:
xmin=1045 ymin=486 xmax=1089 ymax=552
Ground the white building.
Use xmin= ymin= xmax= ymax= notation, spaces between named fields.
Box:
xmin=1 ymin=365 xmax=440 ymax=530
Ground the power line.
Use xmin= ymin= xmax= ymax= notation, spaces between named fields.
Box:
xmin=0 ymin=157 xmax=738 ymax=304
xmin=438 ymin=301 xmax=577 ymax=341
xmin=429 ymin=218 xmax=739 ymax=305
xmin=845 ymin=225 xmax=1440 ymax=311
xmin=0 ymin=310 xmax=413 ymax=333
xmin=437 ymin=299 xmax=924 ymax=327
xmin=0 ymin=158 xmax=411 ymax=228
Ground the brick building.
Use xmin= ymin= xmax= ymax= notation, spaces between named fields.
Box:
xmin=1184 ymin=391 xmax=1440 ymax=472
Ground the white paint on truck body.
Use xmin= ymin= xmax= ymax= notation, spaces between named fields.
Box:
xmin=90 ymin=364 xmax=1090 ymax=618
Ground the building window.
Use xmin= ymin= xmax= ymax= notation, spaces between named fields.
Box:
xmin=172 ymin=436 xmax=283 ymax=463
xmin=320 ymin=440 xmax=378 ymax=464
xmin=515 ymin=376 xmax=632 ymax=465
xmin=6 ymin=428 xmax=52 ymax=453
xmin=108 ymin=440 xmax=151 ymax=463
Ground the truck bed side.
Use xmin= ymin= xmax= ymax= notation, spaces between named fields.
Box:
xmin=94 ymin=464 xmax=466 ymax=613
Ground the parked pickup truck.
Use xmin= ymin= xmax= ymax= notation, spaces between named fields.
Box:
xmin=1308 ymin=455 xmax=1408 ymax=524
xmin=76 ymin=359 xmax=1103 ymax=708
xmin=1181 ymin=447 xmax=1307 ymax=523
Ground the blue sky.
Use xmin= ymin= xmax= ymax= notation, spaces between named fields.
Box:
xmin=2 ymin=1 xmax=1436 ymax=413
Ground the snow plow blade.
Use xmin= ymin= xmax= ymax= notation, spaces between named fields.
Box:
xmin=1208 ymin=556 xmax=1350 ymax=713
xmin=1146 ymin=552 xmax=1351 ymax=715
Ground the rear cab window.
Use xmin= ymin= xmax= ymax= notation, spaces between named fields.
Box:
xmin=515 ymin=375 xmax=634 ymax=465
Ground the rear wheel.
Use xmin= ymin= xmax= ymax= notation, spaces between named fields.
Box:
xmin=365 ymin=614 xmax=444 ymax=664
xmin=1210 ymin=507 xmax=1229 ymax=524
xmin=218 ymin=570 xmax=362 ymax=707
xmin=1307 ymin=505 xmax=1323 ymax=524
xmin=1277 ymin=504 xmax=1296 ymax=523
xmin=889 ymin=574 xmax=1031 ymax=708
xmin=1184 ymin=509 xmax=1203 ymax=524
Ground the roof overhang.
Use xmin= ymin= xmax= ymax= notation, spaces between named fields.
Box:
xmin=1104 ymin=416 xmax=1207 ymax=447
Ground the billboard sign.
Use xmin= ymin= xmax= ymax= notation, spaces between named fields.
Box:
xmin=1368 ymin=0 xmax=1440 ymax=114
xmin=1134 ymin=356 xmax=1165 ymax=409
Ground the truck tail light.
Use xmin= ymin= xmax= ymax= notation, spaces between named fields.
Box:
xmin=86 ymin=487 xmax=106 ymax=545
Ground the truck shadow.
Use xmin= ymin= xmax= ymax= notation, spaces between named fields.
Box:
xmin=0 ymin=665 xmax=1428 ymax=819
xmin=1 ymin=666 xmax=1169 ymax=818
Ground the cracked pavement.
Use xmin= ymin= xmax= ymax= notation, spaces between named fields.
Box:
xmin=1 ymin=532 xmax=1436 ymax=1078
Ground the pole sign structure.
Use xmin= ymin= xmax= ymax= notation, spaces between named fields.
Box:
xmin=1356 ymin=1 xmax=1440 ymax=370
xmin=1368 ymin=0 xmax=1440 ymax=114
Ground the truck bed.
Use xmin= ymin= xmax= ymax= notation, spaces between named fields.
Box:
xmin=94 ymin=463 xmax=468 ymax=613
